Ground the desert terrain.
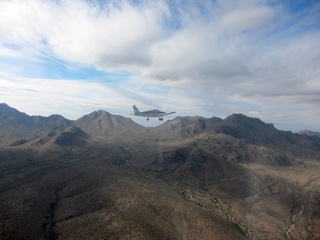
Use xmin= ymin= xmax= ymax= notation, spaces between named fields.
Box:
xmin=0 ymin=103 xmax=320 ymax=239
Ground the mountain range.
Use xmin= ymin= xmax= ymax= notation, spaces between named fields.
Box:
xmin=1 ymin=103 xmax=319 ymax=162
xmin=1 ymin=103 xmax=320 ymax=240
xmin=1 ymin=103 xmax=319 ymax=149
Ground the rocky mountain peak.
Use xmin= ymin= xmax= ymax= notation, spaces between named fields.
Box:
xmin=298 ymin=130 xmax=320 ymax=137
xmin=213 ymin=114 xmax=277 ymax=142
xmin=54 ymin=126 xmax=89 ymax=146
xmin=223 ymin=113 xmax=275 ymax=129
xmin=0 ymin=103 xmax=33 ymax=127
xmin=75 ymin=110 xmax=144 ymax=137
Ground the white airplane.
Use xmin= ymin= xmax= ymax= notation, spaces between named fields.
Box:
xmin=131 ymin=105 xmax=175 ymax=121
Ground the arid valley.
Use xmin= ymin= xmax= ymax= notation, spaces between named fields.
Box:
xmin=1 ymin=103 xmax=320 ymax=240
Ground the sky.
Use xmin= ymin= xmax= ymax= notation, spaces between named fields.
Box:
xmin=0 ymin=0 xmax=319 ymax=132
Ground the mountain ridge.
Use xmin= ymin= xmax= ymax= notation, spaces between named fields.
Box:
xmin=1 ymin=103 xmax=320 ymax=155
xmin=75 ymin=109 xmax=145 ymax=138
xmin=299 ymin=130 xmax=320 ymax=137
xmin=0 ymin=103 xmax=72 ymax=131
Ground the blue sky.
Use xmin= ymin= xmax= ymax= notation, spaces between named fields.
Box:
xmin=0 ymin=0 xmax=320 ymax=131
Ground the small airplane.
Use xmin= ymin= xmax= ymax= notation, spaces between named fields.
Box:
xmin=131 ymin=105 xmax=175 ymax=121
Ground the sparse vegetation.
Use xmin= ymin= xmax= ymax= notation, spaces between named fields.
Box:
xmin=1 ymin=104 xmax=320 ymax=239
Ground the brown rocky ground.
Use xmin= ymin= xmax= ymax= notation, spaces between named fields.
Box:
xmin=1 ymin=104 xmax=320 ymax=239
xmin=1 ymin=137 xmax=319 ymax=240
xmin=0 ymin=142 xmax=248 ymax=240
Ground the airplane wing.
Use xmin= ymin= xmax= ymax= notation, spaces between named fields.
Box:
xmin=158 ymin=111 xmax=176 ymax=117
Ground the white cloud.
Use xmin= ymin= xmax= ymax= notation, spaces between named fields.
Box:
xmin=0 ymin=0 xmax=168 ymax=71
xmin=0 ymin=0 xmax=320 ymax=131
xmin=220 ymin=7 xmax=278 ymax=32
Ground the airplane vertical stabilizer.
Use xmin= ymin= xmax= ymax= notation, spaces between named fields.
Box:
xmin=133 ymin=105 xmax=140 ymax=114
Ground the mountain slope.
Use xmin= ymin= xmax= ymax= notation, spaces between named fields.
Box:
xmin=53 ymin=126 xmax=89 ymax=146
xmin=214 ymin=113 xmax=277 ymax=144
xmin=0 ymin=103 xmax=72 ymax=131
xmin=0 ymin=103 xmax=33 ymax=128
xmin=212 ymin=113 xmax=320 ymax=156
xmin=299 ymin=130 xmax=320 ymax=137
xmin=75 ymin=110 xmax=146 ymax=140
xmin=0 ymin=104 xmax=72 ymax=145
xmin=148 ymin=116 xmax=222 ymax=138
xmin=146 ymin=146 xmax=246 ymax=182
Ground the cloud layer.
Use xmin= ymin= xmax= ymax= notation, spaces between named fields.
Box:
xmin=0 ymin=0 xmax=320 ymax=131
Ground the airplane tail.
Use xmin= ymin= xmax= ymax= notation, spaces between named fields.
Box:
xmin=133 ymin=105 xmax=140 ymax=114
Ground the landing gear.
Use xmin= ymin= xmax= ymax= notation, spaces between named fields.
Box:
xmin=147 ymin=117 xmax=149 ymax=121
xmin=159 ymin=117 xmax=163 ymax=121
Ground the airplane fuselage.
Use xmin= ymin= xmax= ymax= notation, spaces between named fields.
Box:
xmin=134 ymin=109 xmax=166 ymax=117
xmin=131 ymin=105 xmax=175 ymax=121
